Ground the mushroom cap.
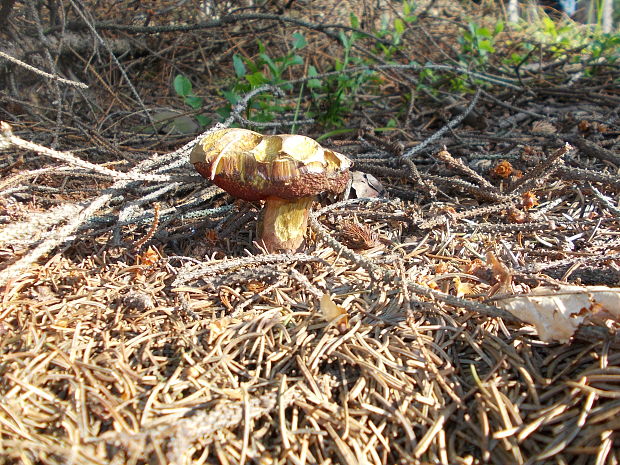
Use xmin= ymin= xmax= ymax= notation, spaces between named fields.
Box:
xmin=190 ymin=128 xmax=351 ymax=201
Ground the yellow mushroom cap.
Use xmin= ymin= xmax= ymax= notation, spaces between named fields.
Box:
xmin=190 ymin=128 xmax=351 ymax=201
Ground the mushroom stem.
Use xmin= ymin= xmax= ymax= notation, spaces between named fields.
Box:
xmin=258 ymin=196 xmax=314 ymax=252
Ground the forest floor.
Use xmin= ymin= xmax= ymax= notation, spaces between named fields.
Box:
xmin=1 ymin=1 xmax=619 ymax=464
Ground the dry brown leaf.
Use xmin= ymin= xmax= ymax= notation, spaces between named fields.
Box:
xmin=521 ymin=191 xmax=539 ymax=210
xmin=507 ymin=208 xmax=527 ymax=224
xmin=490 ymin=160 xmax=513 ymax=179
xmin=486 ymin=251 xmax=513 ymax=295
xmin=350 ymin=171 xmax=386 ymax=198
xmin=208 ymin=317 xmax=238 ymax=344
xmin=495 ymin=285 xmax=620 ymax=342
xmin=531 ymin=120 xmax=557 ymax=134
xmin=453 ymin=276 xmax=474 ymax=298
xmin=339 ymin=220 xmax=379 ymax=249
xmin=320 ymin=293 xmax=349 ymax=333
xmin=136 ymin=245 xmax=160 ymax=266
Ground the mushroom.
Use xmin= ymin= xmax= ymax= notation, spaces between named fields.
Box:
xmin=190 ymin=128 xmax=351 ymax=252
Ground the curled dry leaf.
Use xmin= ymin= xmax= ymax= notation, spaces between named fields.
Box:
xmin=122 ymin=291 xmax=155 ymax=311
xmin=453 ymin=276 xmax=474 ymax=298
xmin=507 ymin=208 xmax=527 ymax=224
xmin=531 ymin=120 xmax=557 ymax=134
xmin=208 ymin=317 xmax=237 ymax=344
xmin=136 ymin=245 xmax=161 ymax=267
xmin=521 ymin=191 xmax=539 ymax=210
xmin=578 ymin=119 xmax=591 ymax=133
xmin=486 ymin=251 xmax=513 ymax=295
xmin=577 ymin=120 xmax=607 ymax=134
xmin=350 ymin=171 xmax=386 ymax=199
xmin=495 ymin=285 xmax=620 ymax=343
xmin=320 ymin=293 xmax=349 ymax=333
xmin=491 ymin=160 xmax=513 ymax=179
xmin=339 ymin=220 xmax=379 ymax=249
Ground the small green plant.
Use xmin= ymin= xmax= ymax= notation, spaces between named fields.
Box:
xmin=219 ymin=32 xmax=307 ymax=122
xmin=374 ymin=0 xmax=418 ymax=58
xmin=217 ymin=2 xmax=443 ymax=129
xmin=143 ymin=74 xmax=210 ymax=134
xmin=505 ymin=9 xmax=619 ymax=78
xmin=220 ymin=12 xmax=401 ymax=129
xmin=306 ymin=15 xmax=378 ymax=127
xmin=451 ymin=19 xmax=504 ymax=90
xmin=589 ymin=33 xmax=620 ymax=63
xmin=173 ymin=74 xmax=210 ymax=127
xmin=415 ymin=66 xmax=441 ymax=96
xmin=458 ymin=20 xmax=504 ymax=67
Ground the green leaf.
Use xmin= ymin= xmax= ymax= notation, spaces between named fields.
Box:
xmin=172 ymin=116 xmax=200 ymax=134
xmin=221 ymin=90 xmax=239 ymax=105
xmin=260 ymin=53 xmax=278 ymax=76
xmin=494 ymin=20 xmax=504 ymax=35
xmin=479 ymin=40 xmax=495 ymax=53
xmin=244 ymin=56 xmax=261 ymax=73
xmin=287 ymin=54 xmax=304 ymax=66
xmin=316 ymin=128 xmax=355 ymax=142
xmin=339 ymin=30 xmax=351 ymax=49
xmin=195 ymin=114 xmax=210 ymax=126
xmin=173 ymin=74 xmax=192 ymax=97
xmin=246 ymin=71 xmax=268 ymax=87
xmin=394 ymin=18 xmax=405 ymax=36
xmin=543 ymin=16 xmax=557 ymax=37
xmin=216 ymin=106 xmax=232 ymax=120
xmin=232 ymin=54 xmax=246 ymax=78
xmin=292 ymin=32 xmax=307 ymax=50
xmin=507 ymin=52 xmax=521 ymax=65
xmin=307 ymin=65 xmax=321 ymax=89
xmin=350 ymin=13 xmax=359 ymax=28
xmin=261 ymin=103 xmax=286 ymax=112
xmin=477 ymin=27 xmax=492 ymax=39
xmin=185 ymin=95 xmax=203 ymax=110
xmin=252 ymin=113 xmax=275 ymax=123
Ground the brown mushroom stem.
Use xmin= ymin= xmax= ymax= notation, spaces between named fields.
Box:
xmin=257 ymin=196 xmax=314 ymax=252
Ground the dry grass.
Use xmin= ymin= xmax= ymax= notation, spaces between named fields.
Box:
xmin=1 ymin=1 xmax=620 ymax=464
